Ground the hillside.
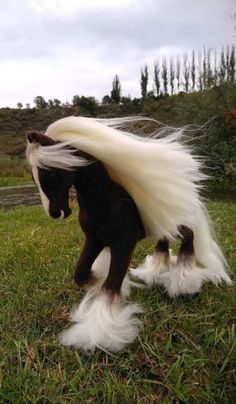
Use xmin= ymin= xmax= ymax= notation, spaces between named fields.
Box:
xmin=0 ymin=83 xmax=235 ymax=190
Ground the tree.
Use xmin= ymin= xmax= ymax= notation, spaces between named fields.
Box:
xmin=140 ymin=65 xmax=149 ymax=101
xmin=102 ymin=95 xmax=111 ymax=104
xmin=53 ymin=98 xmax=61 ymax=108
xmin=48 ymin=99 xmax=54 ymax=108
xmin=183 ymin=53 xmax=190 ymax=93
xmin=169 ymin=57 xmax=175 ymax=95
xmin=162 ymin=57 xmax=168 ymax=95
xmin=191 ymin=50 xmax=196 ymax=91
xmin=72 ymin=95 xmax=81 ymax=106
xmin=48 ymin=98 xmax=61 ymax=108
xmin=34 ymin=96 xmax=47 ymax=109
xmin=111 ymin=75 xmax=121 ymax=104
xmin=202 ymin=46 xmax=207 ymax=89
xmin=17 ymin=102 xmax=23 ymax=109
xmin=176 ymin=55 xmax=181 ymax=92
xmin=154 ymin=61 xmax=160 ymax=96
xmin=219 ymin=47 xmax=226 ymax=83
xmin=213 ymin=49 xmax=218 ymax=86
xmin=225 ymin=45 xmax=230 ymax=81
xmin=121 ymin=95 xmax=132 ymax=104
xmin=79 ymin=96 xmax=97 ymax=114
xmin=198 ymin=51 xmax=203 ymax=91
xmin=207 ymin=48 xmax=213 ymax=88
xmin=229 ymin=45 xmax=235 ymax=82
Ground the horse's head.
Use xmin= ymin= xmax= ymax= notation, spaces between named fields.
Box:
xmin=26 ymin=131 xmax=77 ymax=219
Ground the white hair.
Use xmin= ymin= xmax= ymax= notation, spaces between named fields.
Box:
xmin=26 ymin=141 xmax=90 ymax=170
xmin=59 ymin=288 xmax=142 ymax=353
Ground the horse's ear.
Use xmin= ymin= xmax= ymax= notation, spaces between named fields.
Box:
xmin=26 ymin=131 xmax=56 ymax=146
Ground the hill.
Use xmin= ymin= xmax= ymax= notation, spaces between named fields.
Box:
xmin=0 ymin=83 xmax=235 ymax=191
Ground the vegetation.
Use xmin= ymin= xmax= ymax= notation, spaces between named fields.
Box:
xmin=0 ymin=44 xmax=235 ymax=402
xmin=0 ymin=83 xmax=235 ymax=191
xmin=0 ymin=45 xmax=235 ymax=189
xmin=0 ymin=156 xmax=31 ymax=186
xmin=0 ymin=201 xmax=235 ymax=402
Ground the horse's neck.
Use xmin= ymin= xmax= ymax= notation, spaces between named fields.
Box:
xmin=72 ymin=161 xmax=114 ymax=209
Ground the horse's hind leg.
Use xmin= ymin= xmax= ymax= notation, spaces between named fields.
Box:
xmin=130 ymin=237 xmax=173 ymax=285
xmin=177 ymin=225 xmax=195 ymax=265
xmin=60 ymin=235 xmax=142 ymax=352
xmin=159 ymin=225 xmax=207 ymax=297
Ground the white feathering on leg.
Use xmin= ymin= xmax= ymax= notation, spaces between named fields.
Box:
xmin=130 ymin=250 xmax=177 ymax=286
xmin=91 ymin=248 xmax=143 ymax=297
xmin=59 ymin=290 xmax=142 ymax=352
xmin=158 ymin=256 xmax=232 ymax=298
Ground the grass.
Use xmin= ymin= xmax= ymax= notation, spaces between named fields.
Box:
xmin=0 ymin=156 xmax=31 ymax=186
xmin=0 ymin=201 xmax=235 ymax=402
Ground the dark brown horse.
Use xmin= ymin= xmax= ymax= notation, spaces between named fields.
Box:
xmin=26 ymin=117 xmax=231 ymax=352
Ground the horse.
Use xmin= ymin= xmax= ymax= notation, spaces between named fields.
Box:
xmin=26 ymin=116 xmax=232 ymax=352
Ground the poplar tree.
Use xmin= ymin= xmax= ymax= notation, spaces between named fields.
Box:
xmin=191 ymin=49 xmax=196 ymax=91
xmin=162 ymin=57 xmax=168 ymax=95
xmin=176 ymin=55 xmax=181 ymax=92
xmin=169 ymin=57 xmax=175 ymax=95
xmin=198 ymin=51 xmax=203 ymax=91
xmin=140 ymin=65 xmax=149 ymax=101
xmin=183 ymin=53 xmax=190 ymax=92
xmin=202 ymin=46 xmax=207 ymax=89
xmin=207 ymin=49 xmax=213 ymax=88
xmin=219 ymin=47 xmax=226 ymax=83
xmin=154 ymin=61 xmax=160 ymax=96
xmin=111 ymin=74 xmax=121 ymax=104
xmin=213 ymin=49 xmax=218 ymax=86
xmin=225 ymin=45 xmax=230 ymax=81
xmin=229 ymin=45 xmax=235 ymax=82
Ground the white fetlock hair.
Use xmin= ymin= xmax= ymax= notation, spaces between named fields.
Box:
xmin=59 ymin=289 xmax=143 ymax=353
xmin=29 ymin=116 xmax=231 ymax=286
xmin=130 ymin=250 xmax=177 ymax=286
xmin=158 ymin=257 xmax=231 ymax=298
xmin=91 ymin=248 xmax=144 ymax=297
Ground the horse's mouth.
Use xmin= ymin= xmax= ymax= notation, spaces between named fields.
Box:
xmin=49 ymin=207 xmax=72 ymax=219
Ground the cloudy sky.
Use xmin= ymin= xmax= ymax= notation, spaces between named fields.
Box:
xmin=0 ymin=0 xmax=235 ymax=107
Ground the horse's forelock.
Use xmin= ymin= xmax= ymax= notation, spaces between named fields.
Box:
xmin=26 ymin=141 xmax=89 ymax=171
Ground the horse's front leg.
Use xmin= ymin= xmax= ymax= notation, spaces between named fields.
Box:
xmin=74 ymin=236 xmax=104 ymax=287
xmin=102 ymin=235 xmax=137 ymax=296
xmin=61 ymin=234 xmax=142 ymax=352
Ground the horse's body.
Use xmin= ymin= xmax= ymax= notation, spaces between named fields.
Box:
xmin=26 ymin=117 xmax=232 ymax=352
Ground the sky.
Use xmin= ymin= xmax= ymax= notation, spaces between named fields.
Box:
xmin=0 ymin=0 xmax=235 ymax=107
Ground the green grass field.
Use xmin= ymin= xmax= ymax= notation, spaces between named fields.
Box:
xmin=0 ymin=201 xmax=235 ymax=403
xmin=0 ymin=156 xmax=31 ymax=186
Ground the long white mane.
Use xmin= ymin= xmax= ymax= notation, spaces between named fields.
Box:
xmin=43 ymin=116 xmax=204 ymax=239
xmin=36 ymin=115 xmax=229 ymax=278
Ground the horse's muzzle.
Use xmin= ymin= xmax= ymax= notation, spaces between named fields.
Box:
xmin=49 ymin=207 xmax=72 ymax=219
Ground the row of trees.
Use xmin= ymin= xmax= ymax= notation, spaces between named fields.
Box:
xmin=17 ymin=44 xmax=236 ymax=109
xmin=118 ymin=45 xmax=236 ymax=102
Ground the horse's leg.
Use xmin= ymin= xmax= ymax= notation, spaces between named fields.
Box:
xmin=102 ymin=235 xmax=137 ymax=295
xmin=177 ymin=225 xmax=195 ymax=264
xmin=60 ymin=235 xmax=142 ymax=352
xmin=158 ymin=225 xmax=208 ymax=297
xmin=74 ymin=236 xmax=104 ymax=287
xmin=130 ymin=237 xmax=173 ymax=285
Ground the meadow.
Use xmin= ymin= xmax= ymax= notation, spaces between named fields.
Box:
xmin=0 ymin=201 xmax=235 ymax=403
xmin=0 ymin=156 xmax=31 ymax=187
